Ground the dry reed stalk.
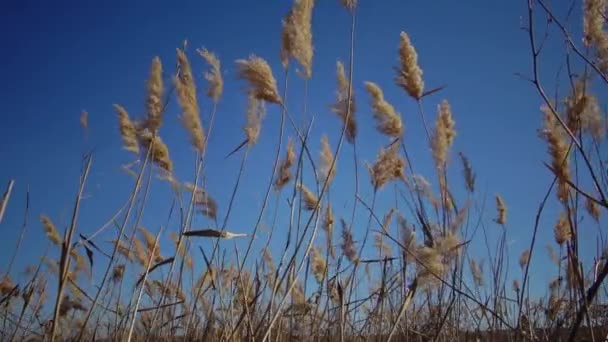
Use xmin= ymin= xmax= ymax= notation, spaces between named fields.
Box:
xmin=331 ymin=61 xmax=357 ymax=143
xmin=280 ymin=0 xmax=314 ymax=78
xmin=364 ymin=81 xmax=403 ymax=138
xmin=197 ymin=48 xmax=223 ymax=103
xmin=395 ymin=31 xmax=424 ymax=100
xmin=175 ymin=48 xmax=206 ymax=152
xmin=0 ymin=180 xmax=14 ymax=225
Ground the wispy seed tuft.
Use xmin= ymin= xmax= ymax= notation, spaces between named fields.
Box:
xmin=175 ymin=48 xmax=206 ymax=152
xmin=236 ymin=55 xmax=282 ymax=104
xmin=197 ymin=48 xmax=223 ymax=103
xmin=331 ymin=61 xmax=357 ymax=143
xmin=280 ymin=0 xmax=315 ymax=78
xmin=364 ymin=81 xmax=403 ymax=138
xmin=396 ymin=32 xmax=424 ymax=100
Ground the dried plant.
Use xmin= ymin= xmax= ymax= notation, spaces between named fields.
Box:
xmin=495 ymin=195 xmax=507 ymax=225
xmin=340 ymin=218 xmax=358 ymax=264
xmin=519 ymin=250 xmax=531 ymax=270
xmin=274 ymin=138 xmax=296 ymax=190
xmin=197 ymin=48 xmax=223 ymax=103
xmin=319 ymin=135 xmax=336 ymax=186
xmin=430 ymin=100 xmax=456 ymax=169
xmin=236 ymin=55 xmax=282 ymax=104
xmin=554 ymin=212 xmax=571 ymax=246
xmin=297 ymin=183 xmax=318 ymax=211
xmin=243 ymin=93 xmax=266 ymax=145
xmin=369 ymin=143 xmax=406 ymax=190
xmin=145 ymin=57 xmax=164 ymax=132
xmin=310 ymin=247 xmax=326 ymax=283
xmin=459 ymin=152 xmax=476 ymax=193
xmin=115 ymin=104 xmax=140 ymax=154
xmin=583 ymin=0 xmax=608 ymax=73
xmin=138 ymin=131 xmax=174 ymax=173
xmin=280 ymin=0 xmax=315 ymax=78
xmin=414 ymin=245 xmax=444 ymax=288
xmin=586 ymin=196 xmax=601 ymax=221
xmin=41 ymin=215 xmax=61 ymax=246
xmin=395 ymin=31 xmax=424 ymax=99
xmin=340 ymin=0 xmax=357 ymax=12
xmin=364 ymin=81 xmax=403 ymax=138
xmin=540 ymin=104 xmax=571 ymax=201
xmin=331 ymin=61 xmax=357 ymax=143
xmin=470 ymin=259 xmax=484 ymax=286
xmin=175 ymin=48 xmax=206 ymax=152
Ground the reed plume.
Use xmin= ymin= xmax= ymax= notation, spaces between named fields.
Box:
xmin=430 ymin=100 xmax=456 ymax=169
xmin=41 ymin=215 xmax=61 ymax=246
xmin=243 ymin=93 xmax=266 ymax=146
xmin=364 ymin=81 xmax=403 ymax=138
xmin=341 ymin=218 xmax=358 ymax=264
xmin=310 ymin=247 xmax=326 ymax=283
xmin=280 ymin=0 xmax=314 ymax=78
xmin=138 ymin=131 xmax=174 ymax=173
xmin=554 ymin=212 xmax=571 ymax=246
xmin=236 ymin=55 xmax=282 ymax=104
xmin=145 ymin=57 xmax=164 ymax=132
xmin=369 ymin=143 xmax=406 ymax=190
xmin=331 ymin=61 xmax=357 ymax=143
xmin=175 ymin=48 xmax=206 ymax=152
xmin=540 ymin=105 xmax=571 ymax=201
xmin=396 ymin=32 xmax=424 ymax=99
xmin=297 ymin=183 xmax=319 ymax=211
xmin=115 ymin=104 xmax=140 ymax=154
xmin=274 ymin=138 xmax=296 ymax=190
xmin=495 ymin=195 xmax=507 ymax=225
xmin=197 ymin=48 xmax=223 ymax=103
xmin=319 ymin=135 xmax=336 ymax=186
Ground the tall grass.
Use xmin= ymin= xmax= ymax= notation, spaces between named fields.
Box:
xmin=1 ymin=0 xmax=608 ymax=341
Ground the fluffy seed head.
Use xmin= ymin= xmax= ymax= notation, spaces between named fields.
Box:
xmin=280 ymin=0 xmax=314 ymax=78
xmin=470 ymin=259 xmax=484 ymax=287
xmin=365 ymin=81 xmax=403 ymax=138
xmin=369 ymin=143 xmax=406 ymax=190
xmin=115 ymin=104 xmax=140 ymax=154
xmin=587 ymin=196 xmax=601 ymax=221
xmin=540 ymin=105 xmax=571 ymax=201
xmin=431 ymin=100 xmax=456 ymax=169
xmin=145 ymin=57 xmax=164 ymax=132
xmin=554 ymin=212 xmax=571 ymax=245
xmin=175 ymin=48 xmax=206 ymax=152
xmin=112 ymin=264 xmax=125 ymax=282
xmin=414 ymin=245 xmax=444 ymax=288
xmin=297 ymin=183 xmax=319 ymax=211
xmin=331 ymin=61 xmax=357 ymax=143
xmin=197 ymin=48 xmax=223 ymax=103
xmin=341 ymin=219 xmax=358 ymax=264
xmin=274 ymin=138 xmax=296 ymax=190
xmin=138 ymin=132 xmax=173 ymax=173
xmin=236 ymin=55 xmax=282 ymax=104
xmin=243 ymin=93 xmax=266 ymax=145
xmin=396 ymin=32 xmax=424 ymax=99
xmin=459 ymin=152 xmax=476 ymax=193
xmin=319 ymin=135 xmax=336 ymax=186
xmin=519 ymin=250 xmax=531 ymax=269
xmin=340 ymin=0 xmax=357 ymax=11
xmin=310 ymin=247 xmax=326 ymax=283
xmin=80 ymin=111 xmax=88 ymax=131
xmin=495 ymin=195 xmax=507 ymax=225
xmin=41 ymin=215 xmax=61 ymax=246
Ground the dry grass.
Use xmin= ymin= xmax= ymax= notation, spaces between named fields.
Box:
xmin=2 ymin=2 xmax=608 ymax=342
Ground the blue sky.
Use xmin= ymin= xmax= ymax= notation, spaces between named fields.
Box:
xmin=0 ymin=0 xmax=600 ymax=306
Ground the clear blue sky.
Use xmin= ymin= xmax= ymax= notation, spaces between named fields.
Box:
xmin=0 ymin=0 xmax=597 ymax=303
